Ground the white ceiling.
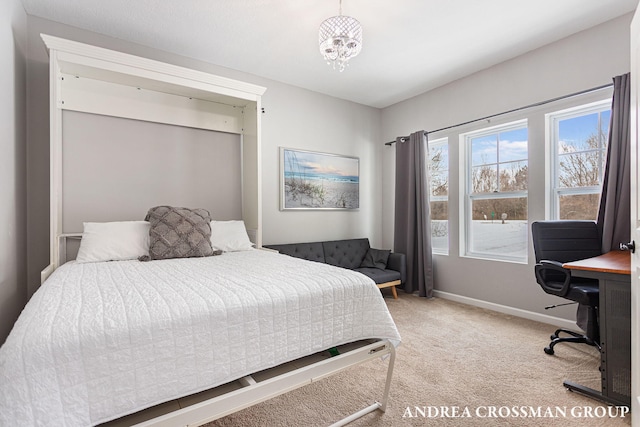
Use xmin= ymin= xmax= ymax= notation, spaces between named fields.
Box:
xmin=21 ymin=0 xmax=639 ymax=108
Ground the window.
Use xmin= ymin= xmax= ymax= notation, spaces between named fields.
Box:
xmin=429 ymin=138 xmax=448 ymax=254
xmin=461 ymin=120 xmax=528 ymax=262
xmin=548 ymin=101 xmax=610 ymax=220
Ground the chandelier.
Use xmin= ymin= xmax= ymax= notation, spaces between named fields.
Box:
xmin=318 ymin=0 xmax=362 ymax=72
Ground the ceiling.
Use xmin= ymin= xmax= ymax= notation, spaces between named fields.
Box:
xmin=21 ymin=0 xmax=639 ymax=108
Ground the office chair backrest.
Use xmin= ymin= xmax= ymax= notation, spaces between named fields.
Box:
xmin=531 ymin=220 xmax=602 ymax=264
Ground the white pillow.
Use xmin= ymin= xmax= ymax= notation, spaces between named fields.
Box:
xmin=210 ymin=220 xmax=254 ymax=252
xmin=75 ymin=221 xmax=150 ymax=263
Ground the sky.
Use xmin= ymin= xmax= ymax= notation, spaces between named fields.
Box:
xmin=471 ymin=127 xmax=528 ymax=166
xmin=558 ymin=110 xmax=610 ymax=151
xmin=469 ymin=108 xmax=610 ymax=167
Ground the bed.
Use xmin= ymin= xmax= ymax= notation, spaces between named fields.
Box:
xmin=1 ymin=34 xmax=401 ymax=426
xmin=0 ymin=247 xmax=400 ymax=426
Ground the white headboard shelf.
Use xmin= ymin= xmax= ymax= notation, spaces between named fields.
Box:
xmin=41 ymin=34 xmax=266 ymax=283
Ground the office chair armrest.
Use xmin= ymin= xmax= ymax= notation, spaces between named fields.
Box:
xmin=538 ymin=260 xmax=564 ymax=268
xmin=534 ymin=260 xmax=572 ymax=297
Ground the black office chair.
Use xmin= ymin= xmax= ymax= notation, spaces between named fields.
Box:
xmin=531 ymin=221 xmax=601 ymax=355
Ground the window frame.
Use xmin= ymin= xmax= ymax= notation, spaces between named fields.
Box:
xmin=460 ymin=119 xmax=529 ymax=263
xmin=428 ymin=137 xmax=449 ymax=255
xmin=546 ymin=100 xmax=611 ymax=220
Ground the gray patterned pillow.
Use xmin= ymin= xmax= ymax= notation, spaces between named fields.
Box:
xmin=141 ymin=206 xmax=214 ymax=261
xmin=359 ymin=248 xmax=391 ymax=270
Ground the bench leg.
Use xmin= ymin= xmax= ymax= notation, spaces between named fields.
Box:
xmin=376 ymin=280 xmax=401 ymax=299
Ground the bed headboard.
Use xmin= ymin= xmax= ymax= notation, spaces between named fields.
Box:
xmin=41 ymin=34 xmax=266 ymax=282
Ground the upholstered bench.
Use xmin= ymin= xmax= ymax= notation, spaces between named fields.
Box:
xmin=264 ymin=238 xmax=406 ymax=299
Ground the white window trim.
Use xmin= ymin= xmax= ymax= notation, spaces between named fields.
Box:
xmin=429 ymin=137 xmax=449 ymax=255
xmin=459 ymin=119 xmax=528 ymax=263
xmin=545 ymin=99 xmax=611 ymax=219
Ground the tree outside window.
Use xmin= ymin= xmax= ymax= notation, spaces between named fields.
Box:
xmin=549 ymin=102 xmax=610 ymax=220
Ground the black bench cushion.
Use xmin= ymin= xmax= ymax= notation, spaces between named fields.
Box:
xmin=354 ymin=267 xmax=401 ymax=285
xmin=322 ymin=239 xmax=370 ymax=270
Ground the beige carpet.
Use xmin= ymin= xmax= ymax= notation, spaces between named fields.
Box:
xmin=205 ymin=294 xmax=631 ymax=427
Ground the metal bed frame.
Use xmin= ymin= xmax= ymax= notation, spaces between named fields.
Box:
xmin=128 ymin=340 xmax=396 ymax=427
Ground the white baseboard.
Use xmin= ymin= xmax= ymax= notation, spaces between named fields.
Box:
xmin=433 ymin=290 xmax=580 ymax=333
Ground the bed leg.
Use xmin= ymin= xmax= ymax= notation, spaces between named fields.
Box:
xmin=329 ymin=403 xmax=382 ymax=427
xmin=378 ymin=343 xmax=396 ymax=412
xmin=328 ymin=343 xmax=396 ymax=427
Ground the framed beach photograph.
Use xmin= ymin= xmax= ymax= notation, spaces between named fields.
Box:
xmin=280 ymin=147 xmax=359 ymax=210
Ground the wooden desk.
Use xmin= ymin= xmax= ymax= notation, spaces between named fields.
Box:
xmin=563 ymin=251 xmax=631 ymax=407
xmin=563 ymin=250 xmax=630 ymax=276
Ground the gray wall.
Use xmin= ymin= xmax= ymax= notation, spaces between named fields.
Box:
xmin=0 ymin=0 xmax=27 ymax=345
xmin=25 ymin=16 xmax=383 ymax=298
xmin=61 ymin=111 xmax=243 ymax=231
xmin=380 ymin=13 xmax=632 ymax=321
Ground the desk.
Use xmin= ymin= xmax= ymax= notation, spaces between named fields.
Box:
xmin=563 ymin=251 xmax=631 ymax=407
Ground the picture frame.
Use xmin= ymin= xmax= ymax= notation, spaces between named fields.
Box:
xmin=280 ymin=147 xmax=359 ymax=210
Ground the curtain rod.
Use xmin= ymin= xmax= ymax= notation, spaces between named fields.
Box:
xmin=384 ymin=82 xmax=613 ymax=146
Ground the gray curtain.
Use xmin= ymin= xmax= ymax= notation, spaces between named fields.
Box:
xmin=394 ymin=130 xmax=434 ymax=297
xmin=597 ymin=73 xmax=631 ymax=253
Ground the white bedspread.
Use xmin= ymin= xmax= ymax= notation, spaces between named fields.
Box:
xmin=0 ymin=249 xmax=400 ymax=426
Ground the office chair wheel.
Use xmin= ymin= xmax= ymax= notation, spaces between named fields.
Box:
xmin=544 ymin=346 xmax=554 ymax=355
